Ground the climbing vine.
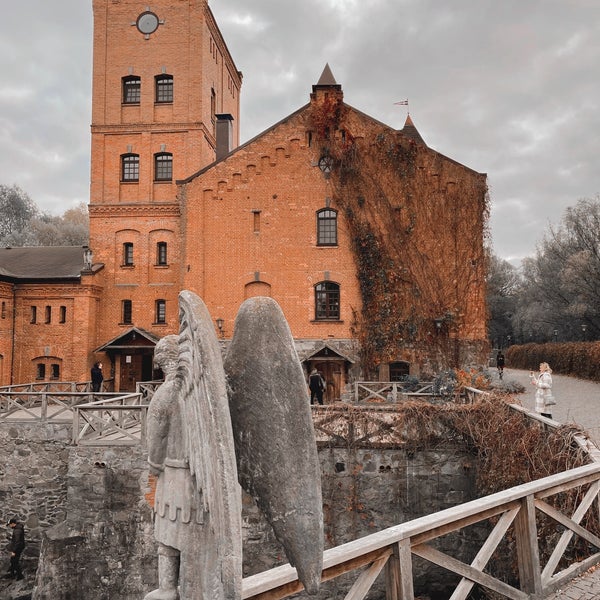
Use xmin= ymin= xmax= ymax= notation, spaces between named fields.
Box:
xmin=308 ymin=97 xmax=490 ymax=375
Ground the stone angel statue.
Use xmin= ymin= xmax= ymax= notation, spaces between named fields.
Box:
xmin=144 ymin=292 xmax=323 ymax=600
xmin=144 ymin=291 xmax=242 ymax=600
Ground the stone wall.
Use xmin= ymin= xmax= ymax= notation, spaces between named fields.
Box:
xmin=0 ymin=420 xmax=478 ymax=599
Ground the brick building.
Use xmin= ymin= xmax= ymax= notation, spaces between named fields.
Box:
xmin=0 ymin=0 xmax=489 ymax=394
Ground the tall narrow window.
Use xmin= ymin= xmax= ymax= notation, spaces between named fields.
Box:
xmin=252 ymin=210 xmax=261 ymax=233
xmin=51 ymin=364 xmax=60 ymax=380
xmin=155 ymin=299 xmax=166 ymax=324
xmin=154 ymin=153 xmax=173 ymax=181
xmin=123 ymin=242 xmax=134 ymax=266
xmin=122 ymin=76 xmax=141 ymax=104
xmin=36 ymin=363 xmax=46 ymax=379
xmin=122 ymin=300 xmax=133 ymax=324
xmin=211 ymin=88 xmax=216 ymax=126
xmin=157 ymin=242 xmax=168 ymax=265
xmin=30 ymin=306 xmax=37 ymax=324
xmin=1 ymin=301 xmax=5 ymax=319
xmin=315 ymin=282 xmax=340 ymax=320
xmin=121 ymin=154 xmax=140 ymax=182
xmin=59 ymin=306 xmax=66 ymax=323
xmin=45 ymin=306 xmax=52 ymax=324
xmin=317 ymin=208 xmax=338 ymax=246
xmin=155 ymin=74 xmax=173 ymax=103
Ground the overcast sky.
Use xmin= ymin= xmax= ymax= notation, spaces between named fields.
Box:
xmin=2 ymin=1 xmax=599 ymax=266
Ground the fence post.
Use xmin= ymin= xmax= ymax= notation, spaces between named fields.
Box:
xmin=72 ymin=408 xmax=80 ymax=445
xmin=515 ymin=493 xmax=542 ymax=595
xmin=393 ymin=538 xmax=414 ymax=600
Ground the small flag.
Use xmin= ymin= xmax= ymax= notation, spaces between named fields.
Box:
xmin=394 ymin=99 xmax=409 ymax=106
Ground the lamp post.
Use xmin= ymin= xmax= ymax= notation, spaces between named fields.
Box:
xmin=216 ymin=318 xmax=224 ymax=338
xmin=553 ymin=329 xmax=558 ymax=342
xmin=581 ymin=323 xmax=588 ymax=340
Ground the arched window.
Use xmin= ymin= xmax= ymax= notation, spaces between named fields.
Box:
xmin=315 ymin=282 xmax=340 ymax=320
xmin=155 ymin=74 xmax=173 ymax=103
xmin=317 ymin=208 xmax=338 ymax=246
xmin=154 ymin=152 xmax=173 ymax=181
xmin=121 ymin=154 xmax=139 ymax=182
xmin=122 ymin=76 xmax=141 ymax=104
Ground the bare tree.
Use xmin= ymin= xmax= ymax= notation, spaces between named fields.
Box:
xmin=0 ymin=187 xmax=89 ymax=247
xmin=514 ymin=196 xmax=600 ymax=341
xmin=0 ymin=185 xmax=38 ymax=240
xmin=486 ymin=252 xmax=521 ymax=347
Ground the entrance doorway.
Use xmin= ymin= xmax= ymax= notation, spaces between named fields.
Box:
xmin=119 ymin=353 xmax=154 ymax=392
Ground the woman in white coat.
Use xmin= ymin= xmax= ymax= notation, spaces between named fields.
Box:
xmin=530 ymin=362 xmax=554 ymax=419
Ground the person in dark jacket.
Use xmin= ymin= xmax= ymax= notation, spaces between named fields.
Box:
xmin=308 ymin=369 xmax=326 ymax=405
xmin=91 ymin=361 xmax=104 ymax=392
xmin=7 ymin=518 xmax=25 ymax=580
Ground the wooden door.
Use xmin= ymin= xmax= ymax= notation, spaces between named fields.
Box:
xmin=313 ymin=361 xmax=344 ymax=403
xmin=119 ymin=354 xmax=143 ymax=391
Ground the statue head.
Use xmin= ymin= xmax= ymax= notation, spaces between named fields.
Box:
xmin=154 ymin=335 xmax=178 ymax=376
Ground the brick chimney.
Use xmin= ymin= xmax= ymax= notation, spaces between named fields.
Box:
xmin=215 ymin=114 xmax=234 ymax=160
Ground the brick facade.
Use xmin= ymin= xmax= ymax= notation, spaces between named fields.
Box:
xmin=0 ymin=1 xmax=489 ymax=390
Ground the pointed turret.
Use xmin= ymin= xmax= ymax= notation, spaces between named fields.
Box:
xmin=401 ymin=114 xmax=426 ymax=145
xmin=311 ymin=63 xmax=343 ymax=102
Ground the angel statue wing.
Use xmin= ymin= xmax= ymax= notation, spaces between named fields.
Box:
xmin=176 ymin=290 xmax=242 ymax=599
xmin=225 ymin=297 xmax=324 ymax=595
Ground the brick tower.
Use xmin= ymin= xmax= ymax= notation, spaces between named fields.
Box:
xmin=89 ymin=0 xmax=241 ymax=389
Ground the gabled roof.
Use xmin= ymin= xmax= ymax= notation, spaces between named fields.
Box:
xmin=0 ymin=246 xmax=96 ymax=281
xmin=298 ymin=342 xmax=356 ymax=364
xmin=94 ymin=327 xmax=160 ymax=352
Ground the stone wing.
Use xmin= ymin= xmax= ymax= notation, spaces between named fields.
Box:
xmin=177 ymin=290 xmax=242 ymax=599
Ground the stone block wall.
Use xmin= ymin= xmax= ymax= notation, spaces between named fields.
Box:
xmin=0 ymin=418 xmax=478 ymax=599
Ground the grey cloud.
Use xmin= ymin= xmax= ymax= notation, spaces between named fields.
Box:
xmin=2 ymin=0 xmax=599 ymax=264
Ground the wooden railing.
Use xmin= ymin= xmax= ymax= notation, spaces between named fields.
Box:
xmin=242 ymin=461 xmax=600 ymax=600
xmin=0 ymin=379 xmax=115 ymax=394
xmin=73 ymin=394 xmax=147 ymax=446
xmin=136 ymin=380 xmax=163 ymax=403
xmin=353 ymin=381 xmax=434 ymax=403
xmin=0 ymin=391 xmax=105 ymax=422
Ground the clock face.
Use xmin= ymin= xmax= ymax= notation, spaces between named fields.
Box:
xmin=136 ymin=11 xmax=159 ymax=35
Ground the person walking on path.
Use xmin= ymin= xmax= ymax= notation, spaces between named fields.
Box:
xmin=90 ymin=361 xmax=103 ymax=392
xmin=6 ymin=518 xmax=25 ymax=581
xmin=496 ymin=351 xmax=505 ymax=379
xmin=530 ymin=362 xmax=555 ymax=419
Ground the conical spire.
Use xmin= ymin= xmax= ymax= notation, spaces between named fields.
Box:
xmin=316 ymin=63 xmax=337 ymax=86
xmin=311 ymin=63 xmax=342 ymax=100
xmin=401 ymin=114 xmax=426 ymax=145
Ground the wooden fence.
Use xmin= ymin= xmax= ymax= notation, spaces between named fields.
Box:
xmin=242 ymin=461 xmax=600 ymax=599
xmin=3 ymin=381 xmax=600 ymax=598
xmin=72 ymin=394 xmax=147 ymax=446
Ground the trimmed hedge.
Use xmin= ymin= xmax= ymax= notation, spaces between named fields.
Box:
xmin=505 ymin=342 xmax=600 ymax=381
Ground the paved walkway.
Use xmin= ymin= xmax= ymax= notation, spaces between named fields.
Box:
xmin=501 ymin=368 xmax=600 ymax=443
xmin=500 ymin=369 xmax=600 ymax=599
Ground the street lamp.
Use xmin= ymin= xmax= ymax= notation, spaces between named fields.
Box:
xmin=553 ymin=329 xmax=558 ymax=342
xmin=581 ymin=323 xmax=588 ymax=339
xmin=216 ymin=318 xmax=224 ymax=338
